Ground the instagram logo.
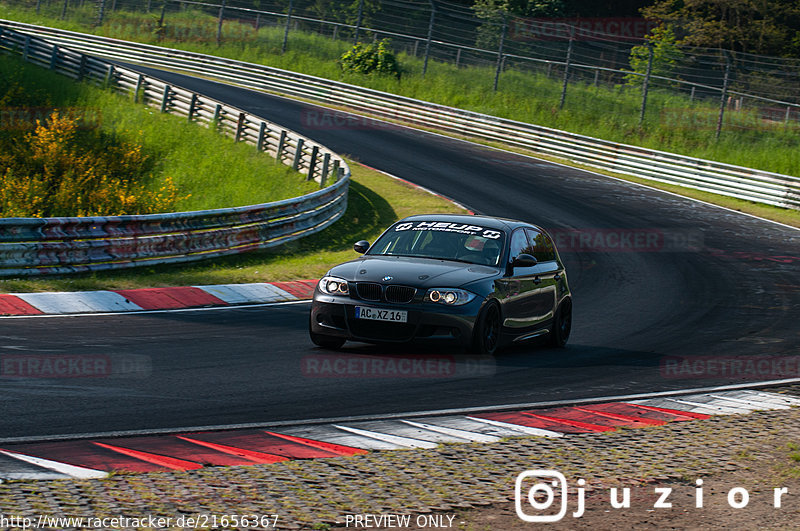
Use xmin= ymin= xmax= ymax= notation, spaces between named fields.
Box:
xmin=515 ymin=470 xmax=585 ymax=522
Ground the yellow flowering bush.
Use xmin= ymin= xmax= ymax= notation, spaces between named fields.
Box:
xmin=0 ymin=111 xmax=185 ymax=217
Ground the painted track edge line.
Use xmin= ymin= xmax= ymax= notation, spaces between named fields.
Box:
xmin=2 ymin=379 xmax=798 ymax=445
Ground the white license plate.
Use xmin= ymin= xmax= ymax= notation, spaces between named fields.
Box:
xmin=354 ymin=306 xmax=408 ymax=323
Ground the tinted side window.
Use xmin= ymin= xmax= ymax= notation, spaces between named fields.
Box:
xmin=526 ymin=228 xmax=556 ymax=262
xmin=509 ymin=229 xmax=534 ymax=261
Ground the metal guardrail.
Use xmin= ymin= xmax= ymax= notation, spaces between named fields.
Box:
xmin=2 ymin=19 xmax=797 ymax=212
xmin=0 ymin=24 xmax=350 ymax=276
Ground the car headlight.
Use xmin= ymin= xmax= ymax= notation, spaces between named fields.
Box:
xmin=424 ymin=288 xmax=476 ymax=306
xmin=319 ymin=276 xmax=350 ymax=296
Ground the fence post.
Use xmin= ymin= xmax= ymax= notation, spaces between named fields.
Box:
xmin=455 ymin=48 xmax=461 ymax=67
xmin=639 ymin=43 xmax=653 ymax=125
xmin=257 ymin=122 xmax=267 ymax=151
xmin=320 ymin=153 xmax=330 ymax=188
xmin=95 ymin=0 xmax=107 ymax=27
xmin=332 ymin=159 xmax=341 ymax=183
xmin=559 ymin=32 xmax=574 ymax=110
xmin=785 ymin=106 xmax=792 ymax=127
xmin=160 ymin=84 xmax=171 ymax=113
xmin=36 ymin=0 xmax=42 ymax=14
xmin=282 ymin=0 xmax=293 ymax=53
xmin=422 ymin=1 xmax=436 ymax=77
xmin=292 ymin=138 xmax=305 ymax=171
xmin=146 ymin=0 xmax=152 ymax=13
xmin=715 ymin=53 xmax=731 ymax=141
xmin=276 ymin=131 xmax=287 ymax=162
xmin=61 ymin=0 xmax=69 ymax=20
xmin=353 ymin=0 xmax=365 ymax=43
xmin=492 ymin=13 xmax=507 ymax=91
xmin=307 ymin=145 xmax=319 ymax=181
xmin=216 ymin=0 xmax=226 ymax=46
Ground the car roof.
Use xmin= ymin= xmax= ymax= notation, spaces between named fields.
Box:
xmin=398 ymin=214 xmax=540 ymax=233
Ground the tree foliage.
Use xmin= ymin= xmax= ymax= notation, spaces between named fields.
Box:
xmin=626 ymin=25 xmax=684 ymax=86
xmin=642 ymin=0 xmax=800 ymax=57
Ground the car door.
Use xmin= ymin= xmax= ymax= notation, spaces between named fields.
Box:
xmin=496 ymin=228 xmax=550 ymax=333
xmin=525 ymin=228 xmax=561 ymax=323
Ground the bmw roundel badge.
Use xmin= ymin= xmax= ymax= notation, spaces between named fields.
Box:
xmin=382 ymin=276 xmax=393 ymax=282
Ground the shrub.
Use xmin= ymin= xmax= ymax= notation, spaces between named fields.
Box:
xmin=0 ymin=111 xmax=185 ymax=217
xmin=339 ymin=39 xmax=401 ymax=79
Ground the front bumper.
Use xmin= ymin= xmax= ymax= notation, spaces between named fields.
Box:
xmin=310 ymin=292 xmax=484 ymax=347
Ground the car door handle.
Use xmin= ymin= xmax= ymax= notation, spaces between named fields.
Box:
xmin=554 ymin=273 xmax=561 ymax=281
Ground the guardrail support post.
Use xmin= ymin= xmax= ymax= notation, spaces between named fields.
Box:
xmin=276 ymin=131 xmax=287 ymax=162
xmin=188 ymin=93 xmax=198 ymax=122
xmin=235 ymin=112 xmax=246 ymax=142
xmin=257 ymin=122 xmax=267 ymax=152
xmin=292 ymin=138 xmax=305 ymax=171
xmin=50 ymin=45 xmax=59 ymax=70
xmin=307 ymin=145 xmax=319 ymax=181
xmin=332 ymin=159 xmax=341 ymax=183
xmin=320 ymin=153 xmax=330 ymax=188
xmin=212 ymin=104 xmax=222 ymax=130
xmin=22 ymin=35 xmax=31 ymax=62
xmin=105 ymin=64 xmax=114 ymax=87
xmin=160 ymin=84 xmax=171 ymax=113
xmin=133 ymin=74 xmax=144 ymax=103
xmin=78 ymin=55 xmax=87 ymax=81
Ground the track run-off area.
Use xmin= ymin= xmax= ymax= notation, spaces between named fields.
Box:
xmin=1 ymin=64 xmax=798 ymax=441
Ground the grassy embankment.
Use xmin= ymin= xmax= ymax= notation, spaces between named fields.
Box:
xmin=0 ymin=53 xmax=465 ymax=292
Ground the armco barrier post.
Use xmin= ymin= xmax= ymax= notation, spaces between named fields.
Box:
xmin=49 ymin=45 xmax=58 ymax=70
xmin=257 ymin=122 xmax=267 ymax=152
xmin=320 ymin=153 xmax=330 ymax=188
xmin=188 ymin=93 xmax=198 ymax=121
xmin=307 ymin=145 xmax=319 ymax=181
xmin=293 ymin=138 xmax=305 ymax=171
xmin=160 ymin=84 xmax=170 ymax=113
xmin=235 ymin=112 xmax=245 ymax=142
xmin=277 ymin=130 xmax=287 ymax=163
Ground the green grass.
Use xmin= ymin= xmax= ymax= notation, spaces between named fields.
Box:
xmin=1 ymin=4 xmax=798 ymax=177
xmin=0 ymin=162 xmax=467 ymax=292
xmin=0 ymin=53 xmax=316 ymax=212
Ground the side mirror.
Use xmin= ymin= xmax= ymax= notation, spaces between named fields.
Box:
xmin=353 ymin=240 xmax=370 ymax=254
xmin=511 ymin=253 xmax=537 ymax=268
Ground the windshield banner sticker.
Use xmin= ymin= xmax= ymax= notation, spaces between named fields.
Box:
xmin=394 ymin=221 xmax=502 ymax=239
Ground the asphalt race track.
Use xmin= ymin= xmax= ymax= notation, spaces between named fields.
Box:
xmin=1 ymin=66 xmax=798 ymax=439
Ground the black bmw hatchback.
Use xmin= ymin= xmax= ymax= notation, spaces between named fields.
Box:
xmin=309 ymin=214 xmax=572 ymax=355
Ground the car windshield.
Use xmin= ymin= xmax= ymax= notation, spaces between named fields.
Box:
xmin=367 ymin=221 xmax=505 ymax=266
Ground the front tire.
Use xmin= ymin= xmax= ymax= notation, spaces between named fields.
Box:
xmin=547 ymin=298 xmax=572 ymax=348
xmin=309 ymin=315 xmax=346 ymax=350
xmin=471 ymin=301 xmax=502 ymax=356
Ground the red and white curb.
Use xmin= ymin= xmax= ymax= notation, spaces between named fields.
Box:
xmin=0 ymin=280 xmax=319 ymax=316
xmin=1 ymin=390 xmax=796 ymax=481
